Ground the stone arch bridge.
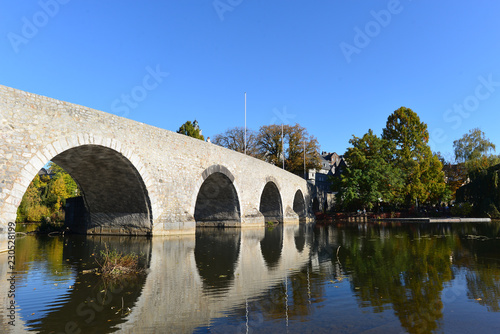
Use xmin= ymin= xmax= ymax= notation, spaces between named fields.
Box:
xmin=0 ymin=85 xmax=321 ymax=237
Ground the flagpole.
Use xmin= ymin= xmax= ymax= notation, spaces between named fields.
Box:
xmin=304 ymin=140 xmax=306 ymax=179
xmin=282 ymin=123 xmax=284 ymax=169
xmin=244 ymin=92 xmax=247 ymax=155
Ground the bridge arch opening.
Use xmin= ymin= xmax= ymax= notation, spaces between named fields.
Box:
xmin=16 ymin=144 xmax=152 ymax=235
xmin=259 ymin=181 xmax=283 ymax=223
xmin=293 ymin=189 xmax=306 ymax=222
xmin=194 ymin=172 xmax=241 ymax=227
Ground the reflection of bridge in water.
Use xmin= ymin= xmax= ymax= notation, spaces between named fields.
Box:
xmin=119 ymin=224 xmax=312 ymax=333
xmin=0 ymin=224 xmax=315 ymax=333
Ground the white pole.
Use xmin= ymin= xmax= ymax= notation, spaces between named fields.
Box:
xmin=304 ymin=140 xmax=306 ymax=179
xmin=244 ymin=92 xmax=247 ymax=155
xmin=282 ymin=123 xmax=284 ymax=169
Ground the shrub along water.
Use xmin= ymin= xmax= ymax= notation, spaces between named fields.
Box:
xmin=95 ymin=244 xmax=144 ymax=278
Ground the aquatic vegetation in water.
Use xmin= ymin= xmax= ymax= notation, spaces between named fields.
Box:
xmin=95 ymin=244 xmax=144 ymax=277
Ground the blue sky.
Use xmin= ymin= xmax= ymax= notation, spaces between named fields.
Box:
xmin=1 ymin=1 xmax=500 ymax=161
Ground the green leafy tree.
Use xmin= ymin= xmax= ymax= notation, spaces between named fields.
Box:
xmin=212 ymin=127 xmax=260 ymax=157
xmin=456 ymin=164 xmax=500 ymax=218
xmin=382 ymin=107 xmax=447 ymax=206
xmin=257 ymin=123 xmax=320 ymax=175
xmin=453 ymin=128 xmax=499 ymax=174
xmin=454 ymin=128 xmax=496 ymax=163
xmin=333 ymin=129 xmax=403 ymax=210
xmin=177 ymin=120 xmax=204 ymax=140
xmin=16 ymin=162 xmax=81 ymax=222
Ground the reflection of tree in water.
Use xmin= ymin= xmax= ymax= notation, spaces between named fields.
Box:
xmin=466 ymin=265 xmax=500 ymax=312
xmin=338 ymin=223 xmax=456 ymax=334
xmin=456 ymin=223 xmax=500 ymax=312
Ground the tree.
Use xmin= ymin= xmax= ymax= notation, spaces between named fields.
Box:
xmin=333 ymin=130 xmax=403 ymax=210
xmin=286 ymin=124 xmax=321 ymax=176
xmin=382 ymin=107 xmax=447 ymax=206
xmin=212 ymin=127 xmax=260 ymax=157
xmin=177 ymin=120 xmax=204 ymax=141
xmin=454 ymin=128 xmax=496 ymax=163
xmin=257 ymin=123 xmax=320 ymax=175
xmin=457 ymin=164 xmax=500 ymax=218
xmin=16 ymin=162 xmax=80 ymax=222
xmin=453 ymin=128 xmax=499 ymax=174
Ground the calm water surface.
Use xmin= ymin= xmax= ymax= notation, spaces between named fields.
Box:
xmin=2 ymin=222 xmax=500 ymax=333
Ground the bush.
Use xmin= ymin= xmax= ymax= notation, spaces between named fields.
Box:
xmin=26 ymin=205 xmax=51 ymax=222
xmin=451 ymin=203 xmax=473 ymax=217
xmin=96 ymin=244 xmax=143 ymax=277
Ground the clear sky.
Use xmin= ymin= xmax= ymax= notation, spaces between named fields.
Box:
xmin=1 ymin=1 xmax=499 ymax=161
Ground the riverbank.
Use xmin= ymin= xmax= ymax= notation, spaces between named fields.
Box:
xmin=315 ymin=212 xmax=494 ymax=224
xmin=376 ymin=217 xmax=491 ymax=223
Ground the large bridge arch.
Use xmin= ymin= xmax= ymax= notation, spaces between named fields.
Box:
xmin=259 ymin=177 xmax=283 ymax=223
xmin=193 ymin=165 xmax=242 ymax=227
xmin=2 ymin=135 xmax=155 ymax=235
xmin=293 ymin=189 xmax=307 ymax=221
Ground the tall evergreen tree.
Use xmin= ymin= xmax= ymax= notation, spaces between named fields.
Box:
xmin=381 ymin=107 xmax=447 ymax=206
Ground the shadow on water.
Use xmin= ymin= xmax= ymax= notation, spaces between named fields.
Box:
xmin=14 ymin=234 xmax=152 ymax=334
xmin=260 ymin=224 xmax=283 ymax=269
xmin=195 ymin=228 xmax=241 ymax=295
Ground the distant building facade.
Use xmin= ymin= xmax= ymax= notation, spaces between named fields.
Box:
xmin=307 ymin=151 xmax=347 ymax=211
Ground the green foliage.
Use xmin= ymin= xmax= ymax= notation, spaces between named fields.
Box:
xmin=333 ymin=130 xmax=403 ymax=210
xmin=452 ymin=129 xmax=500 ymax=215
xmin=16 ymin=163 xmax=81 ymax=223
xmin=450 ymin=202 xmax=473 ymax=217
xmin=335 ymin=107 xmax=448 ymax=211
xmin=177 ymin=120 xmax=204 ymax=140
xmin=456 ymin=164 xmax=500 ymax=218
xmin=454 ymin=128 xmax=496 ymax=164
xmin=453 ymin=128 xmax=499 ymax=180
xmin=382 ymin=107 xmax=447 ymax=206
xmin=257 ymin=123 xmax=321 ymax=175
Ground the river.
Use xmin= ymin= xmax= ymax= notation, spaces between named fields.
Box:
xmin=2 ymin=222 xmax=500 ymax=333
